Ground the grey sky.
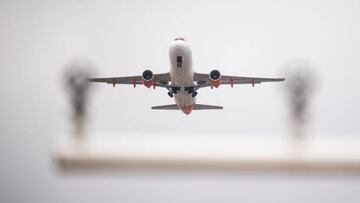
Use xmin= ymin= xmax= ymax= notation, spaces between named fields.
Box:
xmin=1 ymin=0 xmax=360 ymax=135
xmin=1 ymin=0 xmax=360 ymax=202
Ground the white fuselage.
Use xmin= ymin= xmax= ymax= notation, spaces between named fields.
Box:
xmin=169 ymin=40 xmax=195 ymax=114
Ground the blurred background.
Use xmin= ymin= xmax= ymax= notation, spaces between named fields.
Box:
xmin=1 ymin=0 xmax=360 ymax=202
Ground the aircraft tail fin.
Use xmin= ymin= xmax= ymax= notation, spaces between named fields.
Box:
xmin=151 ymin=104 xmax=223 ymax=110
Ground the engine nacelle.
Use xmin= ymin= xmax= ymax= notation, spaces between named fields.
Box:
xmin=209 ymin=69 xmax=221 ymax=88
xmin=142 ymin=70 xmax=155 ymax=88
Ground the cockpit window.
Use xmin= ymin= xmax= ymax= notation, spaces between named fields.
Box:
xmin=174 ymin=37 xmax=186 ymax=41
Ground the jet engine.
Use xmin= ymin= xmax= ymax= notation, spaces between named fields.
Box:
xmin=209 ymin=69 xmax=221 ymax=88
xmin=142 ymin=70 xmax=155 ymax=88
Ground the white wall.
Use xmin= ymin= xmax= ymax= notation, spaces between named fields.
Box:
xmin=1 ymin=0 xmax=360 ymax=202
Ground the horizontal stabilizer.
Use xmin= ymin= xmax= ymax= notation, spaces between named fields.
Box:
xmin=193 ymin=104 xmax=223 ymax=110
xmin=151 ymin=104 xmax=179 ymax=110
xmin=151 ymin=104 xmax=223 ymax=110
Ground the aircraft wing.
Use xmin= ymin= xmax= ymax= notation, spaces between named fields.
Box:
xmin=193 ymin=73 xmax=285 ymax=88
xmin=89 ymin=72 xmax=171 ymax=88
xmin=152 ymin=104 xmax=223 ymax=110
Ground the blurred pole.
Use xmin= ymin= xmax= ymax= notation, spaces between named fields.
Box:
xmin=282 ymin=60 xmax=317 ymax=153
xmin=63 ymin=58 xmax=95 ymax=143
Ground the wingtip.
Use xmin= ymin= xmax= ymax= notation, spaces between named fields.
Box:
xmin=275 ymin=78 xmax=285 ymax=81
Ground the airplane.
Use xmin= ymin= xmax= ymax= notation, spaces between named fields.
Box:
xmin=89 ymin=37 xmax=285 ymax=115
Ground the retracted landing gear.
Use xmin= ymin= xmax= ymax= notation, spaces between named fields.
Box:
xmin=184 ymin=86 xmax=198 ymax=98
xmin=160 ymin=82 xmax=179 ymax=98
xmin=167 ymin=86 xmax=180 ymax=98
xmin=191 ymin=91 xmax=198 ymax=98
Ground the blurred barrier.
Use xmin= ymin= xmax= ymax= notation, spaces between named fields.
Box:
xmin=54 ymin=134 xmax=360 ymax=172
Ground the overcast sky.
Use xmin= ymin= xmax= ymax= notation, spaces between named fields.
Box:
xmin=1 ymin=0 xmax=360 ymax=202
xmin=1 ymin=0 xmax=360 ymax=135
